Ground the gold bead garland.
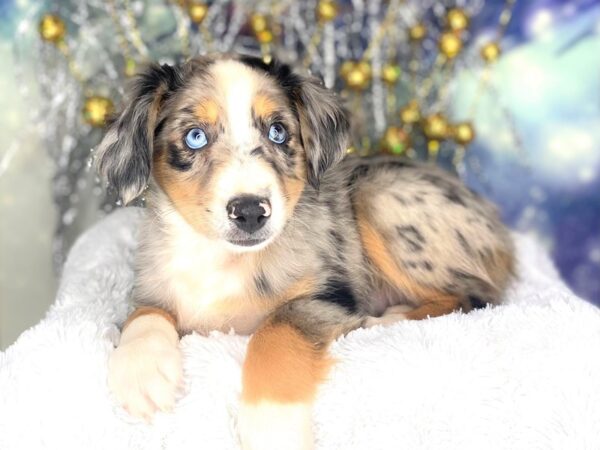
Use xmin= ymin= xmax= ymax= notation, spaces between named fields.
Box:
xmin=452 ymin=122 xmax=475 ymax=145
xmin=340 ymin=61 xmax=371 ymax=91
xmin=39 ymin=13 xmax=114 ymax=126
xmin=250 ymin=14 xmax=274 ymax=44
xmin=446 ymin=9 xmax=469 ymax=33
xmin=36 ymin=1 xmax=522 ymax=174
xmin=39 ymin=14 xmax=66 ymax=43
xmin=409 ymin=23 xmax=426 ymax=42
xmin=83 ymin=96 xmax=114 ymax=128
xmin=399 ymin=100 xmax=421 ymax=125
xmin=468 ymin=0 xmax=519 ymax=144
xmin=481 ymin=42 xmax=501 ymax=63
xmin=381 ymin=63 xmax=401 ymax=85
xmin=250 ymin=13 xmax=268 ymax=34
xmin=423 ymin=113 xmax=449 ymax=141
xmin=439 ymin=32 xmax=462 ymax=59
xmin=187 ymin=2 xmax=208 ymax=24
xmin=317 ymin=0 xmax=338 ymax=22
xmin=381 ymin=126 xmax=411 ymax=155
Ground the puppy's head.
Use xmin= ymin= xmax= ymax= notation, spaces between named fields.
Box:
xmin=95 ymin=55 xmax=349 ymax=251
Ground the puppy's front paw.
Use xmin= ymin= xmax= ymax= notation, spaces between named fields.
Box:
xmin=238 ymin=401 xmax=314 ymax=450
xmin=108 ymin=333 xmax=182 ymax=420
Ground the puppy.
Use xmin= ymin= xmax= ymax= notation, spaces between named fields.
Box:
xmin=96 ymin=54 xmax=514 ymax=450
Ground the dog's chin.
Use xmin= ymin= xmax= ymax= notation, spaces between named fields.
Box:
xmin=224 ymin=236 xmax=274 ymax=253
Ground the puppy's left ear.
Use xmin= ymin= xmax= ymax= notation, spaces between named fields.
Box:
xmin=295 ymin=76 xmax=350 ymax=190
xmin=94 ymin=63 xmax=182 ymax=205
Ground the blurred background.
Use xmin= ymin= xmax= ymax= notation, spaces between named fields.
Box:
xmin=0 ymin=0 xmax=599 ymax=349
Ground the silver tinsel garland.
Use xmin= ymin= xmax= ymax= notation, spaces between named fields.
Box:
xmin=11 ymin=0 xmax=509 ymax=269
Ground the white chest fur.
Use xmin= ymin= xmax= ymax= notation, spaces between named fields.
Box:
xmin=137 ymin=206 xmax=271 ymax=336
xmin=168 ymin=237 xmax=267 ymax=334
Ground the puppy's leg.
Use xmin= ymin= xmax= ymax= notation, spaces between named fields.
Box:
xmin=108 ymin=307 xmax=182 ymax=420
xmin=358 ymin=215 xmax=466 ymax=320
xmin=352 ymin=162 xmax=514 ymax=325
xmin=238 ymin=300 xmax=361 ymax=450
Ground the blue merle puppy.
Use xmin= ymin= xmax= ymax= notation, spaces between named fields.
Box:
xmin=96 ymin=54 xmax=515 ymax=450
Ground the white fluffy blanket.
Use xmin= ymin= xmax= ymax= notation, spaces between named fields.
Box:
xmin=1 ymin=208 xmax=599 ymax=450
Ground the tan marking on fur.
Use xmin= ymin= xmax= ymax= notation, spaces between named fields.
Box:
xmin=279 ymin=277 xmax=315 ymax=301
xmin=194 ymin=99 xmax=219 ymax=124
xmin=153 ymin=149 xmax=224 ymax=238
xmin=242 ymin=322 xmax=332 ymax=404
xmin=123 ymin=306 xmax=176 ymax=330
xmin=356 ymin=209 xmax=462 ymax=319
xmin=251 ymin=270 xmax=315 ymax=302
xmin=401 ymin=295 xmax=462 ymax=320
xmin=282 ymin=176 xmax=306 ymax=216
xmin=253 ymin=94 xmax=279 ymax=118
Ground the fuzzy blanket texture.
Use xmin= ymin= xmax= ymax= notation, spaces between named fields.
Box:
xmin=1 ymin=207 xmax=599 ymax=450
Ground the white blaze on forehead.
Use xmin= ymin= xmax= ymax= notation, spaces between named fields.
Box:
xmin=204 ymin=60 xmax=287 ymax=246
xmin=216 ymin=158 xmax=274 ymax=196
xmin=210 ymin=60 xmax=262 ymax=147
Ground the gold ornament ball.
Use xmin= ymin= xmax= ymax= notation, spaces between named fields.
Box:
xmin=422 ymin=113 xmax=449 ymax=140
xmin=446 ymin=8 xmax=469 ymax=32
xmin=39 ymin=14 xmax=66 ymax=44
xmin=400 ymin=100 xmax=421 ymax=125
xmin=188 ymin=2 xmax=208 ymax=24
xmin=256 ymin=29 xmax=273 ymax=44
xmin=339 ymin=60 xmax=355 ymax=79
xmin=356 ymin=61 xmax=371 ymax=78
xmin=381 ymin=64 xmax=401 ymax=84
xmin=250 ymin=14 xmax=268 ymax=33
xmin=340 ymin=61 xmax=371 ymax=90
xmin=317 ymin=0 xmax=338 ymax=22
xmin=409 ymin=23 xmax=427 ymax=41
xmin=381 ymin=126 xmax=410 ymax=155
xmin=428 ymin=139 xmax=440 ymax=156
xmin=346 ymin=68 xmax=369 ymax=90
xmin=481 ymin=42 xmax=501 ymax=63
xmin=439 ymin=32 xmax=462 ymax=59
xmin=83 ymin=96 xmax=114 ymax=128
xmin=452 ymin=122 xmax=475 ymax=145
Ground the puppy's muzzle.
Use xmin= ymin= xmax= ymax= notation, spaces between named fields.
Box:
xmin=227 ymin=196 xmax=271 ymax=234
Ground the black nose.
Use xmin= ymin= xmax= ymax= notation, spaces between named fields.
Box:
xmin=227 ymin=196 xmax=271 ymax=234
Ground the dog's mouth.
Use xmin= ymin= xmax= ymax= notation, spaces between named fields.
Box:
xmin=227 ymin=238 xmax=267 ymax=248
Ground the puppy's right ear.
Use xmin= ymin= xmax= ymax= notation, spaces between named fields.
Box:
xmin=95 ymin=63 xmax=183 ymax=205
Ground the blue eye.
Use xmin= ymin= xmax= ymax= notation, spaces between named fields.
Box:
xmin=268 ymin=123 xmax=287 ymax=144
xmin=185 ymin=128 xmax=208 ymax=150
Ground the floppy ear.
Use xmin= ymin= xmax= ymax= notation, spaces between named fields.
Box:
xmin=295 ymin=76 xmax=350 ymax=189
xmin=95 ymin=63 xmax=183 ymax=205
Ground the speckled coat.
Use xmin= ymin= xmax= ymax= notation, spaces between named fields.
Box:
xmin=96 ymin=54 xmax=514 ymax=450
